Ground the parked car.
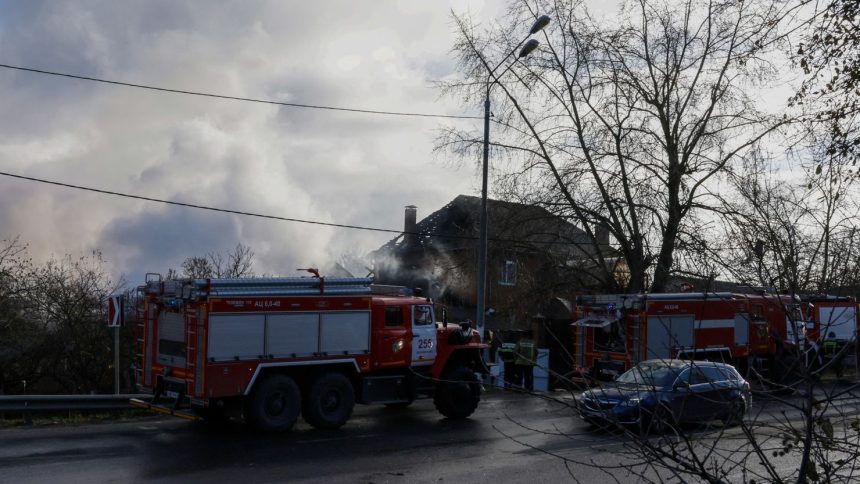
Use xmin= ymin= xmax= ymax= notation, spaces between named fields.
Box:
xmin=578 ymin=359 xmax=751 ymax=434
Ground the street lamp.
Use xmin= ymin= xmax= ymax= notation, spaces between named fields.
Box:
xmin=475 ymin=15 xmax=550 ymax=342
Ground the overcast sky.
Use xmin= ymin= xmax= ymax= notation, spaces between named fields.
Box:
xmin=0 ymin=1 xmax=541 ymax=283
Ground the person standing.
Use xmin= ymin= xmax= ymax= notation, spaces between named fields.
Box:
xmin=497 ymin=341 xmax=517 ymax=388
xmin=487 ymin=330 xmax=500 ymax=363
xmin=514 ymin=333 xmax=537 ymax=391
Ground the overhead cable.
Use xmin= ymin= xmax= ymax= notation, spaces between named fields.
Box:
xmin=0 ymin=171 xmax=835 ymax=252
xmin=0 ymin=63 xmax=481 ymax=120
xmin=0 ymin=170 xmax=409 ymax=236
xmin=0 ymin=170 xmax=654 ymax=249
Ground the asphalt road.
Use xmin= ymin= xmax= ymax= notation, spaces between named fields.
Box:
xmin=0 ymin=390 xmax=634 ymax=484
xmin=2 ymin=389 xmax=858 ymax=483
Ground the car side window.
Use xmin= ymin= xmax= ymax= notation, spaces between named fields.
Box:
xmin=701 ymin=366 xmax=727 ymax=383
xmin=676 ymin=369 xmax=690 ymax=385
xmin=688 ymin=367 xmax=708 ymax=385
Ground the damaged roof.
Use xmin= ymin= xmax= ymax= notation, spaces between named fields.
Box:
xmin=375 ymin=195 xmax=596 ymax=257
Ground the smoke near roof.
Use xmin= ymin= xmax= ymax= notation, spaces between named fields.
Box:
xmin=0 ymin=1 xmax=495 ymax=282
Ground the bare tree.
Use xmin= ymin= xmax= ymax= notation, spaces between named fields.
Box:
xmin=794 ymin=0 xmax=860 ymax=167
xmin=441 ymin=0 xmax=797 ymax=292
xmin=709 ymin=138 xmax=859 ymax=294
xmin=497 ymin=152 xmax=860 ymax=482
xmin=438 ymin=1 xmax=860 ymax=482
xmin=493 ymin=148 xmax=860 ymax=482
xmin=179 ymin=243 xmax=255 ymax=279
xmin=0 ymin=248 xmax=124 ymax=394
xmin=28 ymin=252 xmax=122 ymax=393
xmin=180 ymin=256 xmax=215 ymax=279
xmin=0 ymin=237 xmax=38 ymax=394
xmin=211 ymin=243 xmax=255 ymax=278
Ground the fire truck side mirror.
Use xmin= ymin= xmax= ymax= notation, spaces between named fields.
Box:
xmin=440 ymin=307 xmax=448 ymax=327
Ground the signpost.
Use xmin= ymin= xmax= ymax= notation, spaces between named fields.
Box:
xmin=107 ymin=295 xmax=124 ymax=395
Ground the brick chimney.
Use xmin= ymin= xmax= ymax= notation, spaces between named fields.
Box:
xmin=596 ymin=222 xmax=610 ymax=247
xmin=404 ymin=205 xmax=417 ymax=247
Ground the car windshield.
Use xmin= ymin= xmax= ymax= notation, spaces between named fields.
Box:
xmin=615 ymin=363 xmax=678 ymax=387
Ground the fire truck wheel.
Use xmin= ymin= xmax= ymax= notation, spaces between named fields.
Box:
xmin=246 ymin=374 xmax=302 ymax=432
xmin=303 ymin=372 xmax=355 ymax=429
xmin=434 ymin=366 xmax=481 ymax=419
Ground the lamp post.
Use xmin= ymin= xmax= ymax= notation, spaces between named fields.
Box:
xmin=476 ymin=15 xmax=550 ymax=342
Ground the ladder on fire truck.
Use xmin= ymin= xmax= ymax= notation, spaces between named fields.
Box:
xmin=133 ymin=288 xmax=146 ymax=390
xmin=630 ymin=313 xmax=642 ymax=363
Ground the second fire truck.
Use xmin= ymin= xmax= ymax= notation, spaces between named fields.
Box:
xmin=571 ymin=290 xmax=858 ymax=383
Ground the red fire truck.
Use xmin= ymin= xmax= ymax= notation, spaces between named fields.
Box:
xmin=799 ymin=294 xmax=859 ymax=343
xmin=570 ymin=291 xmax=814 ymax=383
xmin=130 ymin=274 xmax=487 ymax=431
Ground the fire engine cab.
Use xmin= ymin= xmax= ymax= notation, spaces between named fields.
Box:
xmin=131 ymin=274 xmax=487 ymax=431
xmin=571 ymin=291 xmax=829 ymax=383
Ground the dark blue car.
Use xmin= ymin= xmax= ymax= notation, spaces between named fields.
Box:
xmin=578 ymin=359 xmax=751 ymax=433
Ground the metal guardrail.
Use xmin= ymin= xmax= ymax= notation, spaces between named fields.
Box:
xmin=0 ymin=394 xmax=152 ymax=413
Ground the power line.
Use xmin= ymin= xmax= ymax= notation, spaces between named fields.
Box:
xmin=1 ymin=170 xmax=827 ymax=253
xmin=0 ymin=63 xmax=482 ymax=121
xmin=0 ymin=171 xmax=410 ymax=236
xmin=0 ymin=170 xmax=631 ymax=249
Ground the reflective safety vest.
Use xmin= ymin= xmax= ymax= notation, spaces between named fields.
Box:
xmin=498 ymin=344 xmax=516 ymax=363
xmin=514 ymin=339 xmax=536 ymax=366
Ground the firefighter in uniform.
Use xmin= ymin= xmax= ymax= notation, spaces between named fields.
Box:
xmin=514 ymin=334 xmax=537 ymax=391
xmin=823 ymin=332 xmax=844 ymax=378
xmin=498 ymin=342 xmax=516 ymax=388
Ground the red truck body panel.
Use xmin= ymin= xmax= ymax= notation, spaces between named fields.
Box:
xmin=572 ymin=292 xmax=818 ymax=381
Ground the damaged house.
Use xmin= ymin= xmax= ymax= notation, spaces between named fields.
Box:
xmin=372 ymin=195 xmax=624 ymax=384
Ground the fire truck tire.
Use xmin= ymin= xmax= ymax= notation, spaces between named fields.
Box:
xmin=303 ymin=372 xmax=355 ymax=429
xmin=246 ymin=374 xmax=302 ymax=432
xmin=434 ymin=366 xmax=481 ymax=419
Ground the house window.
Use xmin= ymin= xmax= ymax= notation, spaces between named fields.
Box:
xmin=500 ymin=259 xmax=517 ymax=286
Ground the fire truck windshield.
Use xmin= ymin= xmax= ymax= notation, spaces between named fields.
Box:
xmin=594 ymin=319 xmax=626 ymax=353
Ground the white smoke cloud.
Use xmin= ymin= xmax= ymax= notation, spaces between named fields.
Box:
xmin=0 ymin=1 xmax=510 ymax=283
xmin=0 ymin=1 xmax=618 ymax=284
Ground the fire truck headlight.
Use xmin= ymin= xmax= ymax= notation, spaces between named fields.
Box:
xmin=392 ymin=340 xmax=404 ymax=353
